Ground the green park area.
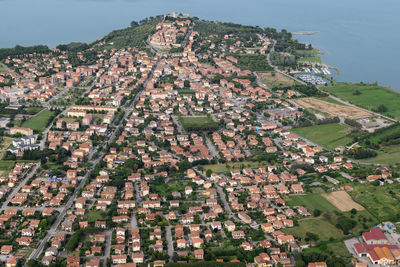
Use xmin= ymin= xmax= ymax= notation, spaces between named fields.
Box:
xmin=179 ymin=115 xmax=219 ymax=131
xmin=21 ymin=109 xmax=55 ymax=132
xmin=292 ymin=123 xmax=354 ymax=150
xmin=321 ymin=83 xmax=400 ymax=119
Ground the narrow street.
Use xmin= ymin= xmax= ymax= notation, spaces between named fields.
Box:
xmin=0 ymin=163 xmax=40 ymax=212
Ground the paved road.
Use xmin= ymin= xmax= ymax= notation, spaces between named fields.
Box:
xmin=205 ymin=136 xmax=220 ymax=159
xmin=103 ymin=230 xmax=112 ymax=266
xmin=165 ymin=225 xmax=174 ymax=262
xmin=0 ymin=163 xmax=40 ymax=212
xmin=171 ymin=115 xmax=184 ymax=134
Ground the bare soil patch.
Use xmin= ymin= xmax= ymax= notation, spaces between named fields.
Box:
xmin=323 ymin=191 xmax=364 ymax=212
xmin=295 ymin=97 xmax=371 ymax=119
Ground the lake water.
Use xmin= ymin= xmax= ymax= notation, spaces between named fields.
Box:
xmin=1 ymin=0 xmax=400 ymax=90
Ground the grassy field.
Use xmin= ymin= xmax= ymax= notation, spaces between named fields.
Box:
xmin=321 ymin=83 xmax=400 ymax=119
xmin=22 ymin=109 xmax=54 ymax=131
xmin=25 ymin=106 xmax=44 ymax=115
xmin=202 ymin=161 xmax=269 ymax=173
xmin=362 ymin=144 xmax=400 ymax=164
xmin=0 ymin=137 xmax=13 ymax=158
xmin=350 ymin=184 xmax=400 ymax=221
xmin=0 ymin=64 xmax=6 ymax=73
xmin=292 ymin=123 xmax=354 ymax=149
xmin=179 ymin=116 xmax=219 ymax=131
xmin=0 ymin=160 xmax=37 ymax=176
xmin=285 ymin=217 xmax=344 ymax=241
xmin=367 ymin=125 xmax=400 ymax=144
xmin=298 ymin=56 xmax=321 ymax=63
xmin=296 ymin=48 xmax=324 ymax=56
xmin=317 ymin=96 xmax=342 ymax=105
xmin=259 ymin=71 xmax=299 ymax=88
xmin=285 ymin=189 xmax=377 ymax=243
xmin=287 ymin=189 xmax=339 ymax=213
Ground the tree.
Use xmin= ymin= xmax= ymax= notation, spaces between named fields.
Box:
xmin=130 ymin=21 xmax=139 ymax=28
xmin=313 ymin=209 xmax=321 ymax=217
xmin=377 ymin=104 xmax=388 ymax=113
xmin=206 ymin=169 xmax=212 ymax=177
xmin=184 ymin=80 xmax=190 ymax=88
xmin=39 ymin=219 xmax=48 ymax=229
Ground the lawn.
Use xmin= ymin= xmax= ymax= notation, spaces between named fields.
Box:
xmin=321 ymin=83 xmax=400 ymax=119
xmin=153 ymin=180 xmax=186 ymax=197
xmin=202 ymin=161 xmax=269 ymax=173
xmin=259 ymin=71 xmax=299 ymax=89
xmin=84 ymin=210 xmax=107 ymax=223
xmin=22 ymin=109 xmax=54 ymax=131
xmin=0 ymin=64 xmax=5 ymax=73
xmin=177 ymin=89 xmax=195 ymax=95
xmin=179 ymin=115 xmax=219 ymax=131
xmin=292 ymin=123 xmax=354 ymax=149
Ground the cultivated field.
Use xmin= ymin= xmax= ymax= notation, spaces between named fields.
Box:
xmin=323 ymin=191 xmax=364 ymax=212
xmin=321 ymin=83 xmax=400 ymax=119
xmin=292 ymin=123 xmax=354 ymax=149
xmin=259 ymin=71 xmax=299 ymax=88
xmin=295 ymin=97 xmax=371 ymax=119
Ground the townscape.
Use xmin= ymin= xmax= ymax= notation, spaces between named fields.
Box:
xmin=1 ymin=13 xmax=400 ymax=267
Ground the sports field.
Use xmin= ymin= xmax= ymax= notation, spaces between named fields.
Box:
xmin=179 ymin=116 xmax=219 ymax=131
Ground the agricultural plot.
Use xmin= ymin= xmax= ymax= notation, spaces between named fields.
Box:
xmin=321 ymin=83 xmax=400 ymax=119
xmin=322 ymin=191 xmax=364 ymax=212
xmin=259 ymin=71 xmax=299 ymax=88
xmin=295 ymin=97 xmax=371 ymax=119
